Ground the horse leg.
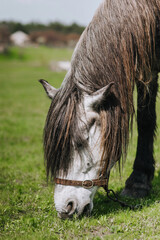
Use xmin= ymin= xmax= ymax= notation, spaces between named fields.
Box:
xmin=122 ymin=72 xmax=158 ymax=198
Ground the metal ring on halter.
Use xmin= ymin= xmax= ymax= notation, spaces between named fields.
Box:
xmin=82 ymin=180 xmax=94 ymax=189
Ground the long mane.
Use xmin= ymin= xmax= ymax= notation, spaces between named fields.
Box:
xmin=44 ymin=0 xmax=160 ymax=179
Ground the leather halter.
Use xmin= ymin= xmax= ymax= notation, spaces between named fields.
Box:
xmin=55 ymin=175 xmax=137 ymax=210
xmin=54 ymin=177 xmax=109 ymax=189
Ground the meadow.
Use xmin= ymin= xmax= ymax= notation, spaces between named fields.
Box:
xmin=0 ymin=46 xmax=160 ymax=240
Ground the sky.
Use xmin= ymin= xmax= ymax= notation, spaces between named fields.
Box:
xmin=0 ymin=0 xmax=103 ymax=26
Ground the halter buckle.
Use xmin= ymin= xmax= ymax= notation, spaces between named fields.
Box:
xmin=82 ymin=180 xmax=94 ymax=189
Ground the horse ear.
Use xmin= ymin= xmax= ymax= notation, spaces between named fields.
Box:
xmin=86 ymin=82 xmax=116 ymax=113
xmin=39 ymin=79 xmax=57 ymax=99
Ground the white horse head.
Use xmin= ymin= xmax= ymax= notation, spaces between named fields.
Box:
xmin=40 ymin=79 xmax=118 ymax=218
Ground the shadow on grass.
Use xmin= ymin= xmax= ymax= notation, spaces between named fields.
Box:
xmin=90 ymin=171 xmax=160 ymax=218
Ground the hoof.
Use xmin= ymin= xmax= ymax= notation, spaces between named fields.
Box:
xmin=121 ymin=185 xmax=150 ymax=198
xmin=121 ymin=171 xmax=152 ymax=198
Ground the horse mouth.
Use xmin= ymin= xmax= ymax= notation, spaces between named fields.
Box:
xmin=81 ymin=203 xmax=91 ymax=216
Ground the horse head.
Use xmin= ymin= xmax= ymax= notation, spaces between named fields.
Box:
xmin=40 ymin=79 xmax=118 ymax=219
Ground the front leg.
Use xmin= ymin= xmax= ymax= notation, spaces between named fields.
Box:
xmin=122 ymin=73 xmax=158 ymax=198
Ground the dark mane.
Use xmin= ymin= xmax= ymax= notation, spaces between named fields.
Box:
xmin=44 ymin=79 xmax=81 ymax=178
xmin=44 ymin=0 xmax=160 ymax=179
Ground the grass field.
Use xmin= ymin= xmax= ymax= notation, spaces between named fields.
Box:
xmin=0 ymin=46 xmax=160 ymax=240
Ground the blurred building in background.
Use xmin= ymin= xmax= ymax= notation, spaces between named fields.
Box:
xmin=0 ymin=21 xmax=84 ymax=49
xmin=10 ymin=31 xmax=30 ymax=47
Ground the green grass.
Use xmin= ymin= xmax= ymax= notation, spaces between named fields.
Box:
xmin=0 ymin=46 xmax=160 ymax=240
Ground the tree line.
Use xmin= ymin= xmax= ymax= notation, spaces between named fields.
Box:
xmin=0 ymin=21 xmax=85 ymax=35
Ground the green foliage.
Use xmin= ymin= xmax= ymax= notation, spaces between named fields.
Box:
xmin=48 ymin=22 xmax=85 ymax=35
xmin=0 ymin=21 xmax=85 ymax=35
xmin=12 ymin=22 xmax=28 ymax=34
xmin=0 ymin=46 xmax=160 ymax=240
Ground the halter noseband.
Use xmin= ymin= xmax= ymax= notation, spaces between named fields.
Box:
xmin=54 ymin=177 xmax=109 ymax=190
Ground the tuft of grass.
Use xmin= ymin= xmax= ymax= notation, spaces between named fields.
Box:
xmin=0 ymin=46 xmax=160 ymax=240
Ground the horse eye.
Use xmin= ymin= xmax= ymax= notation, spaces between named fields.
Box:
xmin=77 ymin=142 xmax=83 ymax=149
xmin=76 ymin=137 xmax=89 ymax=149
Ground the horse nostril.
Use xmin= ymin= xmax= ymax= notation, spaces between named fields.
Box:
xmin=58 ymin=201 xmax=76 ymax=219
xmin=82 ymin=203 xmax=91 ymax=216
xmin=66 ymin=201 xmax=74 ymax=214
xmin=66 ymin=200 xmax=77 ymax=216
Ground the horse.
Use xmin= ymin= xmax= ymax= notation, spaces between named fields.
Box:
xmin=39 ymin=0 xmax=160 ymax=219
